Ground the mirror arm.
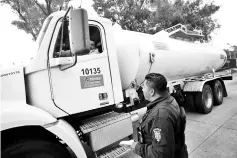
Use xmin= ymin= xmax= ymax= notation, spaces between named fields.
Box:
xmin=59 ymin=54 xmax=77 ymax=71
xmin=64 ymin=7 xmax=72 ymax=18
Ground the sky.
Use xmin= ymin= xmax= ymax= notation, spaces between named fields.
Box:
xmin=210 ymin=0 xmax=237 ymax=48
xmin=0 ymin=0 xmax=236 ymax=67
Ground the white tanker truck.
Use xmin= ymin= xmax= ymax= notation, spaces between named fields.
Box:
xmin=1 ymin=8 xmax=232 ymax=158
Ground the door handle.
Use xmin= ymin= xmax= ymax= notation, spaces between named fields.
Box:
xmin=49 ymin=57 xmax=74 ymax=68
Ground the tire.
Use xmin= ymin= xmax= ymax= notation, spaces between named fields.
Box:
xmin=2 ymin=139 xmax=71 ymax=158
xmin=212 ymin=80 xmax=223 ymax=106
xmin=195 ymin=84 xmax=213 ymax=114
xmin=184 ymin=93 xmax=196 ymax=112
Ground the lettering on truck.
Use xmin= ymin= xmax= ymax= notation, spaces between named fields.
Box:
xmin=0 ymin=71 xmax=20 ymax=78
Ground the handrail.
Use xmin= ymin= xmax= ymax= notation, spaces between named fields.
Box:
xmin=164 ymin=23 xmax=204 ymax=42
xmin=165 ymin=23 xmax=203 ymax=37
xmin=165 ymin=24 xmax=183 ymax=33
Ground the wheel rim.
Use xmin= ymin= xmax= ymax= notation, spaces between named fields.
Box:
xmin=216 ymin=84 xmax=223 ymax=100
xmin=204 ymin=89 xmax=212 ymax=108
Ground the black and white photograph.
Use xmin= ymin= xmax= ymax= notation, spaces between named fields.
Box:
xmin=0 ymin=0 xmax=237 ymax=158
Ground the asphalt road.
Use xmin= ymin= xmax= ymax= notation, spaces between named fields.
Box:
xmin=121 ymin=72 xmax=237 ymax=158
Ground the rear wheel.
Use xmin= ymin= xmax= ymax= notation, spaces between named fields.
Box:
xmin=212 ymin=80 xmax=223 ymax=106
xmin=195 ymin=84 xmax=213 ymax=114
xmin=184 ymin=93 xmax=196 ymax=112
xmin=2 ymin=139 xmax=71 ymax=158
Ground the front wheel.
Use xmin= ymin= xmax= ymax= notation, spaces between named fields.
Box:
xmin=2 ymin=139 xmax=71 ymax=158
xmin=195 ymin=84 xmax=214 ymax=114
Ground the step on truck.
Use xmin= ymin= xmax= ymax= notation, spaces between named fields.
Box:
xmin=1 ymin=7 xmax=232 ymax=158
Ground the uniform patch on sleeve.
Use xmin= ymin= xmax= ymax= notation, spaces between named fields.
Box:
xmin=153 ymin=128 xmax=162 ymax=142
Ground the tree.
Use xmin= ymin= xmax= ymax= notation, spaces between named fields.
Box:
xmin=92 ymin=0 xmax=157 ymax=34
xmin=155 ymin=0 xmax=221 ymax=41
xmin=1 ymin=0 xmax=69 ymax=41
xmin=93 ymin=0 xmax=221 ymax=41
xmin=2 ymin=0 xmax=220 ymax=42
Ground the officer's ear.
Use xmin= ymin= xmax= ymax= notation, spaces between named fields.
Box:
xmin=150 ymin=88 xmax=155 ymax=96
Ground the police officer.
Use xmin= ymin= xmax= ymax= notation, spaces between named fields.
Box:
xmin=120 ymin=73 xmax=188 ymax=158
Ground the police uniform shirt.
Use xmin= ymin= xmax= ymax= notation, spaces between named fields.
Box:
xmin=134 ymin=93 xmax=181 ymax=158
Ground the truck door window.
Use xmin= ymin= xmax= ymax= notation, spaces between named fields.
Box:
xmin=89 ymin=25 xmax=103 ymax=54
xmin=53 ymin=21 xmax=103 ymax=58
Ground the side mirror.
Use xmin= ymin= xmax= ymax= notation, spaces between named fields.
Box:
xmin=69 ymin=8 xmax=90 ymax=55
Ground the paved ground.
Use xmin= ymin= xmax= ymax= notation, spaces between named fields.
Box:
xmin=187 ymin=72 xmax=237 ymax=158
xmin=122 ymin=71 xmax=237 ymax=158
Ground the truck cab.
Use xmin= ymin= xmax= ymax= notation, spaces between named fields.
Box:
xmin=1 ymin=8 xmax=136 ymax=158
xmin=25 ymin=9 xmax=124 ymax=118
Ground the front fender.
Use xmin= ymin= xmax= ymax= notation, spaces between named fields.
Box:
xmin=45 ymin=119 xmax=87 ymax=158
xmin=1 ymin=102 xmax=57 ymax=131
xmin=2 ymin=102 xmax=87 ymax=158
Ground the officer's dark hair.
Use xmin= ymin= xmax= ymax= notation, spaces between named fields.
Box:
xmin=145 ymin=73 xmax=167 ymax=93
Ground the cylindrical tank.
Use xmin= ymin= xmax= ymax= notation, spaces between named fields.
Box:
xmin=112 ymin=27 xmax=227 ymax=90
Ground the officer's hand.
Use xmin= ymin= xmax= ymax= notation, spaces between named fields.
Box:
xmin=119 ymin=140 xmax=138 ymax=151
xmin=119 ymin=140 xmax=134 ymax=146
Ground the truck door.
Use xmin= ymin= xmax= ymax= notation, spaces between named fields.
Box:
xmin=48 ymin=19 xmax=115 ymax=114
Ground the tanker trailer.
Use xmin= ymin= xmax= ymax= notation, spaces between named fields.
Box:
xmin=113 ymin=24 xmax=230 ymax=114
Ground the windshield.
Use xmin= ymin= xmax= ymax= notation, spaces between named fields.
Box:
xmin=36 ymin=16 xmax=53 ymax=51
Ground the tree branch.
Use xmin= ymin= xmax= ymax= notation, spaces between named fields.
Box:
xmin=30 ymin=31 xmax=37 ymax=40
xmin=33 ymin=0 xmax=48 ymax=16
xmin=15 ymin=1 xmax=26 ymax=22
xmin=0 ymin=0 xmax=11 ymax=5
xmin=139 ymin=0 xmax=145 ymax=9
xmin=15 ymin=1 xmax=37 ymax=40
xmin=45 ymin=0 xmax=52 ymax=15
